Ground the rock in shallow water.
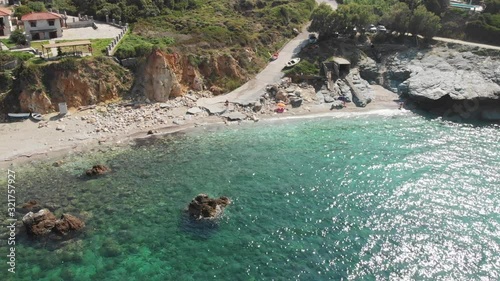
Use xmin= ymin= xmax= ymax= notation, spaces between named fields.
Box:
xmin=22 ymin=209 xmax=85 ymax=237
xmin=22 ymin=209 xmax=56 ymax=236
xmin=85 ymin=164 xmax=110 ymax=176
xmin=54 ymin=214 xmax=85 ymax=235
xmin=188 ymin=194 xmax=231 ymax=220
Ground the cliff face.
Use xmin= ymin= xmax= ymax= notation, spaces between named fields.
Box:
xmin=132 ymin=50 xmax=246 ymax=102
xmin=3 ymin=49 xmax=252 ymax=115
xmin=358 ymin=46 xmax=500 ymax=120
xmin=11 ymin=58 xmax=133 ymax=114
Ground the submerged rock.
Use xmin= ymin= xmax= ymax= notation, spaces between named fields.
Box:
xmin=54 ymin=214 xmax=85 ymax=235
xmin=188 ymin=194 xmax=231 ymax=220
xmin=85 ymin=164 xmax=110 ymax=176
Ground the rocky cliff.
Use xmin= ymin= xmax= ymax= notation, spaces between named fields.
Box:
xmin=4 ymin=57 xmax=133 ymax=114
xmin=132 ymin=49 xmax=247 ymax=102
xmin=359 ymin=46 xmax=500 ymax=120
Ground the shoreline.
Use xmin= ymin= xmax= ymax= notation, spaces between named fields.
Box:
xmin=0 ymin=85 xmax=403 ymax=169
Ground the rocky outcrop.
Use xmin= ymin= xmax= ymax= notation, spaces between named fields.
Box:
xmin=345 ymin=70 xmax=373 ymax=107
xmin=85 ymin=164 xmax=110 ymax=176
xmin=13 ymin=58 xmax=133 ymax=114
xmin=132 ymin=50 xmax=183 ymax=102
xmin=22 ymin=209 xmax=57 ymax=236
xmin=22 ymin=209 xmax=85 ymax=237
xmin=54 ymin=214 xmax=85 ymax=235
xmin=384 ymin=47 xmax=500 ymax=119
xmin=188 ymin=194 xmax=231 ymax=220
xmin=132 ymin=50 xmax=246 ymax=102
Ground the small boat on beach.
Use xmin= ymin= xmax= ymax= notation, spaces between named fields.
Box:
xmin=285 ymin=58 xmax=300 ymax=68
xmin=8 ymin=113 xmax=30 ymax=119
xmin=30 ymin=113 xmax=43 ymax=121
xmin=7 ymin=112 xmax=43 ymax=121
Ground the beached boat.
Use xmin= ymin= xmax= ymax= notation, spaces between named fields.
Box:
xmin=8 ymin=113 xmax=30 ymax=119
xmin=285 ymin=58 xmax=300 ymax=68
xmin=31 ymin=113 xmax=43 ymax=121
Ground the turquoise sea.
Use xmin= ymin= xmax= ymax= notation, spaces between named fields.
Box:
xmin=1 ymin=111 xmax=499 ymax=281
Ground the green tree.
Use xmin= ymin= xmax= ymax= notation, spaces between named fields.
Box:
xmin=27 ymin=1 xmax=47 ymax=12
xmin=52 ymin=0 xmax=78 ymax=14
xmin=408 ymin=5 xmax=441 ymax=38
xmin=308 ymin=3 xmax=335 ymax=38
xmin=9 ymin=29 xmax=27 ymax=46
xmin=484 ymin=0 xmax=500 ymax=13
xmin=14 ymin=5 xmax=32 ymax=19
xmin=380 ymin=2 xmax=411 ymax=34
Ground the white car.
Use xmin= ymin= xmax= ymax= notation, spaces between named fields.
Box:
xmin=377 ymin=25 xmax=387 ymax=33
xmin=367 ymin=24 xmax=377 ymax=33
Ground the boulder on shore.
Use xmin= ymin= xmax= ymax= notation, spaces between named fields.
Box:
xmin=188 ymin=194 xmax=231 ymax=220
xmin=85 ymin=164 xmax=110 ymax=176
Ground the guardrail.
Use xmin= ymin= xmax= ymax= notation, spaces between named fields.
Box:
xmin=105 ymin=25 xmax=128 ymax=56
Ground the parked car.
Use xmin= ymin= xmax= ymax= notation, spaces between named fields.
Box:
xmin=367 ymin=24 xmax=377 ymax=33
xmin=377 ymin=25 xmax=387 ymax=33
xmin=308 ymin=34 xmax=317 ymax=44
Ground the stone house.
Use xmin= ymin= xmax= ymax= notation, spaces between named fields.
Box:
xmin=0 ymin=7 xmax=13 ymax=36
xmin=21 ymin=12 xmax=63 ymax=41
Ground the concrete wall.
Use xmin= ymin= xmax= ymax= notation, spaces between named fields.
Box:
xmin=1 ymin=14 xmax=13 ymax=36
xmin=24 ymin=18 xmax=63 ymax=40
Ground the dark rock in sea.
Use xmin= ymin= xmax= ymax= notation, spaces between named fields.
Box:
xmin=188 ymin=194 xmax=231 ymax=220
xmin=54 ymin=214 xmax=85 ymax=235
xmin=22 ymin=209 xmax=57 ymax=236
xmin=85 ymin=164 xmax=110 ymax=176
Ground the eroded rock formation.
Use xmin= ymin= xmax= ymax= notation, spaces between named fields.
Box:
xmin=85 ymin=164 xmax=110 ymax=176
xmin=15 ymin=58 xmax=133 ymax=114
xmin=378 ymin=47 xmax=500 ymax=120
xmin=54 ymin=214 xmax=86 ymax=235
xmin=188 ymin=194 xmax=231 ymax=220
xmin=22 ymin=209 xmax=85 ymax=237
xmin=22 ymin=209 xmax=57 ymax=236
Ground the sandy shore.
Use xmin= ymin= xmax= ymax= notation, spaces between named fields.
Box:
xmin=0 ymin=85 xmax=401 ymax=169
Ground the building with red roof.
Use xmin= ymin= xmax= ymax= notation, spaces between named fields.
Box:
xmin=0 ymin=7 xmax=14 ymax=37
xmin=21 ymin=12 xmax=63 ymax=41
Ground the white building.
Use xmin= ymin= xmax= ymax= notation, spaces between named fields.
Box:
xmin=21 ymin=12 xmax=63 ymax=41
xmin=0 ymin=7 xmax=13 ymax=37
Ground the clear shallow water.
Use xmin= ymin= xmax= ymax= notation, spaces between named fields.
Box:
xmin=1 ymin=113 xmax=499 ymax=281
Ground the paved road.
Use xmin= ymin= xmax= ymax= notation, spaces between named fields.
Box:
xmin=197 ymin=0 xmax=339 ymax=108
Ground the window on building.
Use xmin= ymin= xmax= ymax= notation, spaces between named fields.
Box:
xmin=48 ymin=20 xmax=55 ymax=26
xmin=30 ymin=21 xmax=36 ymax=27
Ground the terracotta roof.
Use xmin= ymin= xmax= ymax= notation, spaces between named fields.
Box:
xmin=21 ymin=12 xmax=61 ymax=21
xmin=0 ymin=8 xmax=13 ymax=16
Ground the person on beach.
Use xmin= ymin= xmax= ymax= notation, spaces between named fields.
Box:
xmin=225 ymin=100 xmax=229 ymax=107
